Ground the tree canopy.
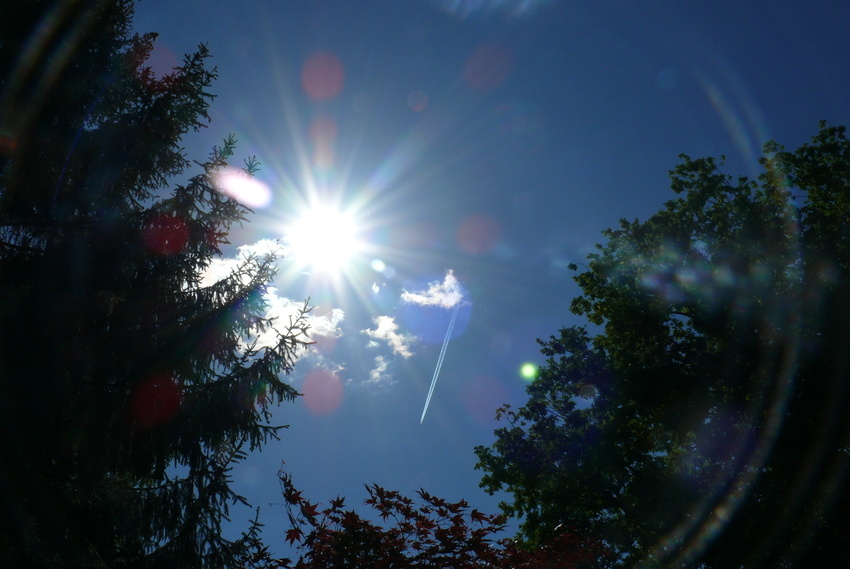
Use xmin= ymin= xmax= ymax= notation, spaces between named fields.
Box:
xmin=276 ymin=469 xmax=608 ymax=569
xmin=475 ymin=123 xmax=850 ymax=568
xmin=1 ymin=1 xmax=309 ymax=566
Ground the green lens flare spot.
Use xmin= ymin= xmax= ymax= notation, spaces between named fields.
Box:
xmin=520 ymin=363 xmax=537 ymax=381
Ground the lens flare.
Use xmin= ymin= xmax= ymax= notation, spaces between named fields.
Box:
xmin=463 ymin=375 xmax=509 ymax=425
xmin=144 ymin=213 xmax=188 ymax=255
xmin=301 ymin=52 xmax=344 ymax=101
xmin=0 ymin=133 xmax=17 ymax=155
xmin=435 ymin=0 xmax=552 ymax=19
xmin=463 ymin=42 xmax=513 ymax=92
xmin=309 ymin=116 xmax=338 ymax=171
xmin=131 ymin=375 xmax=182 ymax=428
xmin=407 ymin=90 xmax=429 ymax=112
xmin=302 ymin=368 xmax=343 ymax=415
xmin=213 ymin=166 xmax=272 ymax=208
xmin=457 ymin=213 xmax=501 ymax=254
xmin=520 ymin=362 xmax=537 ymax=380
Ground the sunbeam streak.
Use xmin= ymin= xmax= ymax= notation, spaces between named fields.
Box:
xmin=420 ymin=303 xmax=460 ymax=423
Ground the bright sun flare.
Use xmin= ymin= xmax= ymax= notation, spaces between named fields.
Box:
xmin=285 ymin=204 xmax=362 ymax=273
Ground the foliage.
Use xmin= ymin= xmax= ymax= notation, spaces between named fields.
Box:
xmin=0 ymin=1 xmax=310 ymax=567
xmin=275 ymin=468 xmax=608 ymax=568
xmin=475 ymin=123 xmax=850 ymax=567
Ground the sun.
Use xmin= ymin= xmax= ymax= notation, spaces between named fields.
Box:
xmin=284 ymin=203 xmax=363 ymax=274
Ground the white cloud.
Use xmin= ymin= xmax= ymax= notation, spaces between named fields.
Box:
xmin=237 ymin=238 xmax=286 ymax=259
xmin=256 ymin=287 xmax=344 ymax=347
xmin=200 ymin=256 xmax=240 ymax=288
xmin=198 ymin=240 xmax=344 ymax=360
xmin=367 ymin=355 xmax=391 ymax=385
xmin=362 ymin=315 xmax=415 ymax=358
xmin=401 ymin=270 xmax=463 ymax=308
xmin=199 ymin=239 xmax=285 ymax=287
xmin=309 ymin=307 xmax=345 ymax=338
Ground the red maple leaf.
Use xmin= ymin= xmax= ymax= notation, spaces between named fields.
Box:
xmin=285 ymin=528 xmax=303 ymax=545
xmin=301 ymin=501 xmax=320 ymax=519
xmin=285 ymin=489 xmax=303 ymax=505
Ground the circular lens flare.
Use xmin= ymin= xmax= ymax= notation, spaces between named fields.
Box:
xmin=520 ymin=362 xmax=537 ymax=381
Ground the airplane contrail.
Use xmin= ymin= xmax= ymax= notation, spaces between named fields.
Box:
xmin=420 ymin=303 xmax=460 ymax=423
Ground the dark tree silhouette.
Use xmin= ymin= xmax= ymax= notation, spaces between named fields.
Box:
xmin=0 ymin=2 xmax=309 ymax=567
xmin=276 ymin=468 xmax=608 ymax=568
xmin=475 ymin=123 xmax=850 ymax=568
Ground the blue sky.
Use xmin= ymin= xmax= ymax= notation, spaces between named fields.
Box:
xmin=132 ymin=0 xmax=850 ymax=555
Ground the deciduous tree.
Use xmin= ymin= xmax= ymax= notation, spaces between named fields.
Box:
xmin=276 ymin=469 xmax=607 ymax=568
xmin=475 ymin=123 xmax=850 ymax=568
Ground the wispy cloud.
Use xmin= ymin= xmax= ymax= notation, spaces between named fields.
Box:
xmin=199 ymin=239 xmax=284 ymax=287
xmin=250 ymin=288 xmax=344 ymax=352
xmin=264 ymin=286 xmax=343 ymax=338
xmin=401 ymin=270 xmax=463 ymax=308
xmin=362 ymin=315 xmax=415 ymax=358
xmin=310 ymin=307 xmax=345 ymax=338
xmin=367 ymin=355 xmax=391 ymax=384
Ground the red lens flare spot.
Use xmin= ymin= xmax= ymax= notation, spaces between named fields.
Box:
xmin=0 ymin=133 xmax=17 ymax=156
xmin=407 ymin=90 xmax=429 ymax=112
xmin=144 ymin=213 xmax=189 ymax=255
xmin=309 ymin=117 xmax=338 ymax=145
xmin=301 ymin=52 xmax=345 ymax=101
xmin=463 ymin=42 xmax=513 ymax=92
xmin=313 ymin=146 xmax=335 ymax=171
xmin=457 ymin=213 xmax=501 ymax=254
xmin=302 ymin=368 xmax=343 ymax=415
xmin=141 ymin=41 xmax=179 ymax=80
xmin=393 ymin=221 xmax=440 ymax=250
xmin=495 ymin=103 xmax=544 ymax=154
xmin=463 ymin=375 xmax=509 ymax=425
xmin=309 ymin=117 xmax=338 ymax=170
xmin=132 ymin=375 xmax=182 ymax=428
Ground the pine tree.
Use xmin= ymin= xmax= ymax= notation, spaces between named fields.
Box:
xmin=0 ymin=2 xmax=309 ymax=566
